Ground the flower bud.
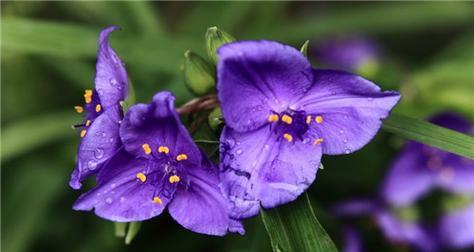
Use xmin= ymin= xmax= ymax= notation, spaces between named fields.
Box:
xmin=208 ymin=107 xmax=223 ymax=131
xmin=183 ymin=50 xmax=215 ymax=95
xmin=205 ymin=26 xmax=235 ymax=64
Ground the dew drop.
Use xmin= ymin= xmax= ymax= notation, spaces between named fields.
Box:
xmin=109 ymin=137 xmax=115 ymax=143
xmin=344 ymin=148 xmax=351 ymax=154
xmin=109 ymin=78 xmax=119 ymax=86
xmin=264 ymin=144 xmax=270 ymax=149
xmin=105 ymin=197 xmax=113 ymax=204
xmin=343 ymin=115 xmax=349 ymax=119
xmin=343 ymin=139 xmax=348 ymax=144
xmin=339 ymin=130 xmax=344 ymax=134
xmin=94 ymin=148 xmax=104 ymax=159
xmin=87 ymin=160 xmax=98 ymax=170
xmin=120 ymin=197 xmax=126 ymax=203
xmin=367 ymin=97 xmax=374 ymax=102
xmin=274 ymin=99 xmax=279 ymax=104
xmin=110 ymin=183 xmax=116 ymax=189
xmin=236 ymin=149 xmax=243 ymax=155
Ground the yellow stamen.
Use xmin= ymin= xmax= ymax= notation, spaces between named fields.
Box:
xmin=80 ymin=129 xmax=87 ymax=138
xmin=95 ymin=104 xmax=102 ymax=113
xmin=142 ymin=144 xmax=151 ymax=155
xmin=158 ymin=146 xmax=170 ymax=154
xmin=85 ymin=120 xmax=91 ymax=127
xmin=84 ymin=89 xmax=93 ymax=104
xmin=313 ymin=138 xmax=324 ymax=145
xmin=169 ymin=175 xmax=180 ymax=183
xmin=283 ymin=133 xmax=293 ymax=142
xmin=152 ymin=196 xmax=163 ymax=204
xmin=281 ymin=115 xmax=293 ymax=124
xmin=315 ymin=116 xmax=323 ymax=124
xmin=268 ymin=114 xmax=279 ymax=122
xmin=136 ymin=172 xmax=147 ymax=183
xmin=74 ymin=106 xmax=84 ymax=113
xmin=176 ymin=154 xmax=188 ymax=161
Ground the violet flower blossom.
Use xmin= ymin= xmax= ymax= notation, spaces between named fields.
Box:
xmin=334 ymin=113 xmax=474 ymax=251
xmin=70 ymin=26 xmax=128 ymax=189
xmin=73 ymin=91 xmax=243 ymax=236
xmin=217 ymin=40 xmax=400 ymax=220
xmin=314 ymin=36 xmax=381 ymax=72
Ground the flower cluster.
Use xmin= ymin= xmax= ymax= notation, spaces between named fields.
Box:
xmin=70 ymin=27 xmax=400 ymax=236
xmin=334 ymin=113 xmax=474 ymax=252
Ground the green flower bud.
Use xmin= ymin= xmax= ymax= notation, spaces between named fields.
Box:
xmin=208 ymin=107 xmax=223 ymax=131
xmin=205 ymin=26 xmax=235 ymax=64
xmin=183 ymin=50 xmax=215 ymax=96
xmin=300 ymin=40 xmax=310 ymax=57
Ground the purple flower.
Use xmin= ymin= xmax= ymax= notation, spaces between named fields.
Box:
xmin=73 ymin=91 xmax=243 ymax=236
xmin=217 ymin=40 xmax=400 ymax=219
xmin=334 ymin=113 xmax=474 ymax=251
xmin=69 ymin=26 xmax=129 ymax=189
xmin=314 ymin=36 xmax=381 ymax=72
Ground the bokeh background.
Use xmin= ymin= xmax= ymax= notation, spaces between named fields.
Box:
xmin=2 ymin=2 xmax=473 ymax=252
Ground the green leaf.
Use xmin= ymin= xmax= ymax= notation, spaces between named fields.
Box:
xmin=1 ymin=110 xmax=77 ymax=162
xmin=261 ymin=193 xmax=338 ymax=252
xmin=125 ymin=222 xmax=142 ymax=245
xmin=300 ymin=40 xmax=309 ymax=57
xmin=183 ymin=50 xmax=216 ymax=95
xmin=382 ymin=114 xmax=474 ymax=159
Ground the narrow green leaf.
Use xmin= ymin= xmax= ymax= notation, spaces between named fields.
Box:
xmin=382 ymin=114 xmax=474 ymax=159
xmin=1 ymin=110 xmax=78 ymax=162
xmin=261 ymin=193 xmax=338 ymax=252
xmin=114 ymin=223 xmax=127 ymax=238
xmin=300 ymin=40 xmax=309 ymax=57
xmin=124 ymin=222 xmax=142 ymax=245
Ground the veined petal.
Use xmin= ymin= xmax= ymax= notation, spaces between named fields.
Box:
xmin=219 ymin=125 xmax=321 ymax=218
xmin=70 ymin=106 xmax=122 ymax=189
xmin=437 ymin=202 xmax=474 ymax=249
xmin=296 ymin=69 xmax=400 ymax=155
xmin=381 ymin=146 xmax=435 ymax=207
xmin=168 ymin=154 xmax=240 ymax=236
xmin=217 ymin=40 xmax=313 ymax=132
xmin=94 ymin=26 xmax=128 ymax=109
xmin=120 ymin=91 xmax=201 ymax=164
xmin=73 ymin=150 xmax=171 ymax=222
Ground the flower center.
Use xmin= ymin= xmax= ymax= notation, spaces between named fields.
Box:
xmin=267 ymin=109 xmax=324 ymax=145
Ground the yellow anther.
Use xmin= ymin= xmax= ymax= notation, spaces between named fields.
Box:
xmin=281 ymin=115 xmax=293 ymax=124
xmin=95 ymin=104 xmax=102 ymax=113
xmin=84 ymin=89 xmax=93 ymax=104
xmin=176 ymin=154 xmax=188 ymax=161
xmin=313 ymin=138 xmax=324 ymax=145
xmin=74 ymin=106 xmax=84 ymax=113
xmin=85 ymin=120 xmax=91 ymax=127
xmin=306 ymin=115 xmax=312 ymax=124
xmin=268 ymin=114 xmax=279 ymax=122
xmin=283 ymin=133 xmax=293 ymax=142
xmin=152 ymin=196 xmax=163 ymax=205
xmin=315 ymin=116 xmax=323 ymax=124
xmin=80 ymin=129 xmax=87 ymax=138
xmin=142 ymin=144 xmax=151 ymax=155
xmin=136 ymin=172 xmax=147 ymax=183
xmin=169 ymin=175 xmax=180 ymax=183
xmin=158 ymin=146 xmax=170 ymax=154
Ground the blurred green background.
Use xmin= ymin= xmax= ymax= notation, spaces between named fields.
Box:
xmin=2 ymin=2 xmax=473 ymax=252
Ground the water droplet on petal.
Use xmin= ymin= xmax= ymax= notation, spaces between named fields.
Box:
xmin=109 ymin=78 xmax=118 ymax=86
xmin=343 ymin=139 xmax=348 ymax=144
xmin=94 ymin=148 xmax=104 ymax=159
xmin=110 ymin=183 xmax=116 ymax=189
xmin=105 ymin=197 xmax=113 ymax=204
xmin=339 ymin=130 xmax=344 ymax=134
xmin=367 ymin=97 xmax=374 ymax=102
xmin=87 ymin=160 xmax=98 ymax=170
xmin=344 ymin=148 xmax=351 ymax=154
xmin=109 ymin=137 xmax=115 ymax=143
xmin=120 ymin=197 xmax=126 ymax=203
xmin=236 ymin=149 xmax=243 ymax=155
xmin=264 ymin=144 xmax=270 ymax=149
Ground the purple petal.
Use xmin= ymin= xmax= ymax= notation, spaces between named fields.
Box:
xmin=381 ymin=147 xmax=435 ymax=207
xmin=168 ymin=156 xmax=237 ymax=236
xmin=428 ymin=112 xmax=472 ymax=134
xmin=437 ymin=202 xmax=474 ymax=249
xmin=375 ymin=210 xmax=437 ymax=252
xmin=332 ymin=198 xmax=379 ymax=217
xmin=435 ymin=154 xmax=474 ymax=194
xmin=73 ymin=151 xmax=171 ymax=222
xmin=94 ymin=26 xmax=128 ymax=109
xmin=217 ymin=40 xmax=313 ymax=132
xmin=219 ymin=125 xmax=321 ymax=218
xmin=120 ymin=91 xmax=201 ymax=164
xmin=342 ymin=226 xmax=364 ymax=252
xmin=296 ymin=69 xmax=400 ymax=155
xmin=70 ymin=106 xmax=122 ymax=189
